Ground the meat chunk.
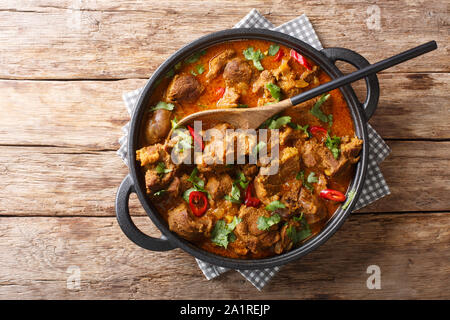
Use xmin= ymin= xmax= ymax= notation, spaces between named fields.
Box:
xmin=299 ymin=188 xmax=327 ymax=224
xmin=144 ymin=109 xmax=171 ymax=145
xmin=280 ymin=178 xmax=302 ymax=212
xmin=254 ymin=147 xmax=300 ymax=204
xmin=205 ymin=173 xmax=233 ymax=202
xmin=196 ymin=123 xmax=234 ymax=173
xmin=136 ymin=144 xmax=163 ymax=167
xmin=240 ymin=164 xmax=259 ymax=180
xmin=167 ymin=202 xmax=213 ymax=241
xmin=216 ymin=86 xmax=240 ymax=108
xmin=272 ymin=58 xmax=311 ymax=97
xmin=223 ymin=58 xmax=252 ymax=85
xmin=166 ymin=176 xmax=181 ymax=198
xmin=206 ymin=49 xmax=235 ymax=80
xmin=166 ymin=74 xmax=203 ymax=102
xmin=136 ymin=143 xmax=178 ymax=193
xmin=252 ymin=70 xmax=276 ymax=94
xmin=234 ymin=206 xmax=281 ymax=254
xmin=279 ymin=126 xmax=307 ymax=146
xmin=316 ymin=136 xmax=363 ymax=177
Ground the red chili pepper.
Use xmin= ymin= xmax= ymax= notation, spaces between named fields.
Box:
xmin=290 ymin=49 xmax=312 ymax=70
xmin=216 ymin=87 xmax=225 ymax=98
xmin=189 ymin=191 xmax=208 ymax=216
xmin=319 ymin=189 xmax=346 ymax=202
xmin=273 ymin=49 xmax=284 ymax=62
xmin=187 ymin=125 xmax=204 ymax=151
xmin=244 ymin=183 xmax=261 ymax=208
xmin=309 ymin=126 xmax=328 ymax=138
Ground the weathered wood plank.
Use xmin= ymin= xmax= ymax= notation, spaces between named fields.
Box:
xmin=0 ymin=141 xmax=448 ymax=216
xmin=0 ymin=79 xmax=145 ymax=150
xmin=358 ymin=140 xmax=450 ymax=213
xmin=0 ymin=73 xmax=448 ymax=152
xmin=0 ymin=0 xmax=447 ymax=79
xmin=0 ymin=213 xmax=448 ymax=299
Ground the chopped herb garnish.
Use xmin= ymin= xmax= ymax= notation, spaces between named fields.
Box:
xmin=172 ymin=127 xmax=193 ymax=153
xmin=174 ymin=61 xmax=182 ymax=70
xmin=184 ymin=50 xmax=207 ymax=64
xmin=236 ymin=171 xmax=249 ymax=189
xmin=153 ymin=190 xmax=166 ymax=197
xmin=307 ymin=172 xmax=318 ymax=184
xmin=224 ymin=172 xmax=248 ymax=203
xmin=288 ymin=123 xmax=311 ymax=138
xmin=236 ymin=104 xmax=249 ymax=108
xmin=310 ymin=93 xmax=331 ymax=122
xmin=171 ymin=117 xmax=179 ymax=129
xmin=252 ymin=141 xmax=267 ymax=158
xmin=149 ymin=101 xmax=175 ymax=112
xmin=224 ymin=183 xmax=242 ymax=204
xmin=287 ymin=217 xmax=312 ymax=244
xmin=325 ymin=134 xmax=341 ymax=159
xmin=187 ymin=167 xmax=205 ymax=190
xmin=165 ymin=69 xmax=175 ymax=78
xmin=265 ymin=200 xmax=286 ymax=211
xmin=267 ymin=115 xmax=292 ymax=129
xmin=243 ymin=47 xmax=264 ymax=71
xmin=182 ymin=187 xmax=197 ymax=202
xmin=266 ymin=83 xmax=281 ymax=101
xmin=155 ymin=162 xmax=172 ymax=176
xmin=328 ymin=114 xmax=334 ymax=127
xmin=196 ymin=64 xmax=205 ymax=74
xmin=183 ymin=169 xmax=210 ymax=202
xmin=190 ymin=70 xmax=197 ymax=76
xmin=268 ymin=44 xmax=280 ymax=56
xmin=257 ymin=214 xmax=281 ymax=231
xmin=292 ymin=213 xmax=304 ymax=222
xmin=342 ymin=189 xmax=356 ymax=209
xmin=211 ymin=217 xmax=242 ymax=248
xmin=296 ymin=171 xmax=314 ymax=192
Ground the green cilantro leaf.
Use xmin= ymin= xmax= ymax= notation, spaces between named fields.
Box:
xmin=342 ymin=189 xmax=356 ymax=210
xmin=325 ymin=134 xmax=341 ymax=159
xmin=307 ymin=172 xmax=318 ymax=184
xmin=296 ymin=170 xmax=313 ymax=192
xmin=196 ymin=64 xmax=205 ymax=74
xmin=153 ymin=190 xmax=166 ymax=197
xmin=288 ymin=123 xmax=311 ymax=138
xmin=236 ymin=104 xmax=249 ymax=108
xmin=268 ymin=44 xmax=280 ymax=56
xmin=287 ymin=217 xmax=312 ymax=244
xmin=224 ymin=182 xmax=241 ymax=204
xmin=257 ymin=214 xmax=281 ymax=231
xmin=266 ymin=83 xmax=282 ymax=101
xmin=155 ymin=162 xmax=172 ymax=176
xmin=310 ymin=93 xmax=331 ymax=122
xmin=265 ymin=200 xmax=286 ymax=211
xmin=243 ymin=47 xmax=265 ymax=71
xmin=211 ymin=217 xmax=242 ymax=248
xmin=184 ymin=50 xmax=207 ymax=64
xmin=149 ymin=101 xmax=175 ymax=112
xmin=268 ymin=116 xmax=292 ymax=129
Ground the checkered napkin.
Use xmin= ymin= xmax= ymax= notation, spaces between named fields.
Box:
xmin=117 ymin=9 xmax=391 ymax=290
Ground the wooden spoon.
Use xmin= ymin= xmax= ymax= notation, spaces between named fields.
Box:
xmin=169 ymin=41 xmax=437 ymax=134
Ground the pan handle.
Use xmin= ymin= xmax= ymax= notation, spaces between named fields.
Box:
xmin=115 ymin=175 xmax=176 ymax=251
xmin=321 ymin=47 xmax=380 ymax=120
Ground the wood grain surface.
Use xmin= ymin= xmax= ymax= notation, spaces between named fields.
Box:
xmin=0 ymin=0 xmax=448 ymax=299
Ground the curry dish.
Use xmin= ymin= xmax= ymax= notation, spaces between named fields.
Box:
xmin=136 ymin=40 xmax=363 ymax=259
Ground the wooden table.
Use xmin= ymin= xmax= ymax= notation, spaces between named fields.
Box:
xmin=0 ymin=0 xmax=448 ymax=299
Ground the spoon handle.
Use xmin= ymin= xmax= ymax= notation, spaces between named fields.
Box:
xmin=290 ymin=41 xmax=437 ymax=106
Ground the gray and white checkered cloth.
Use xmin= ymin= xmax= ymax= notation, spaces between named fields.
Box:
xmin=118 ymin=9 xmax=391 ymax=290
